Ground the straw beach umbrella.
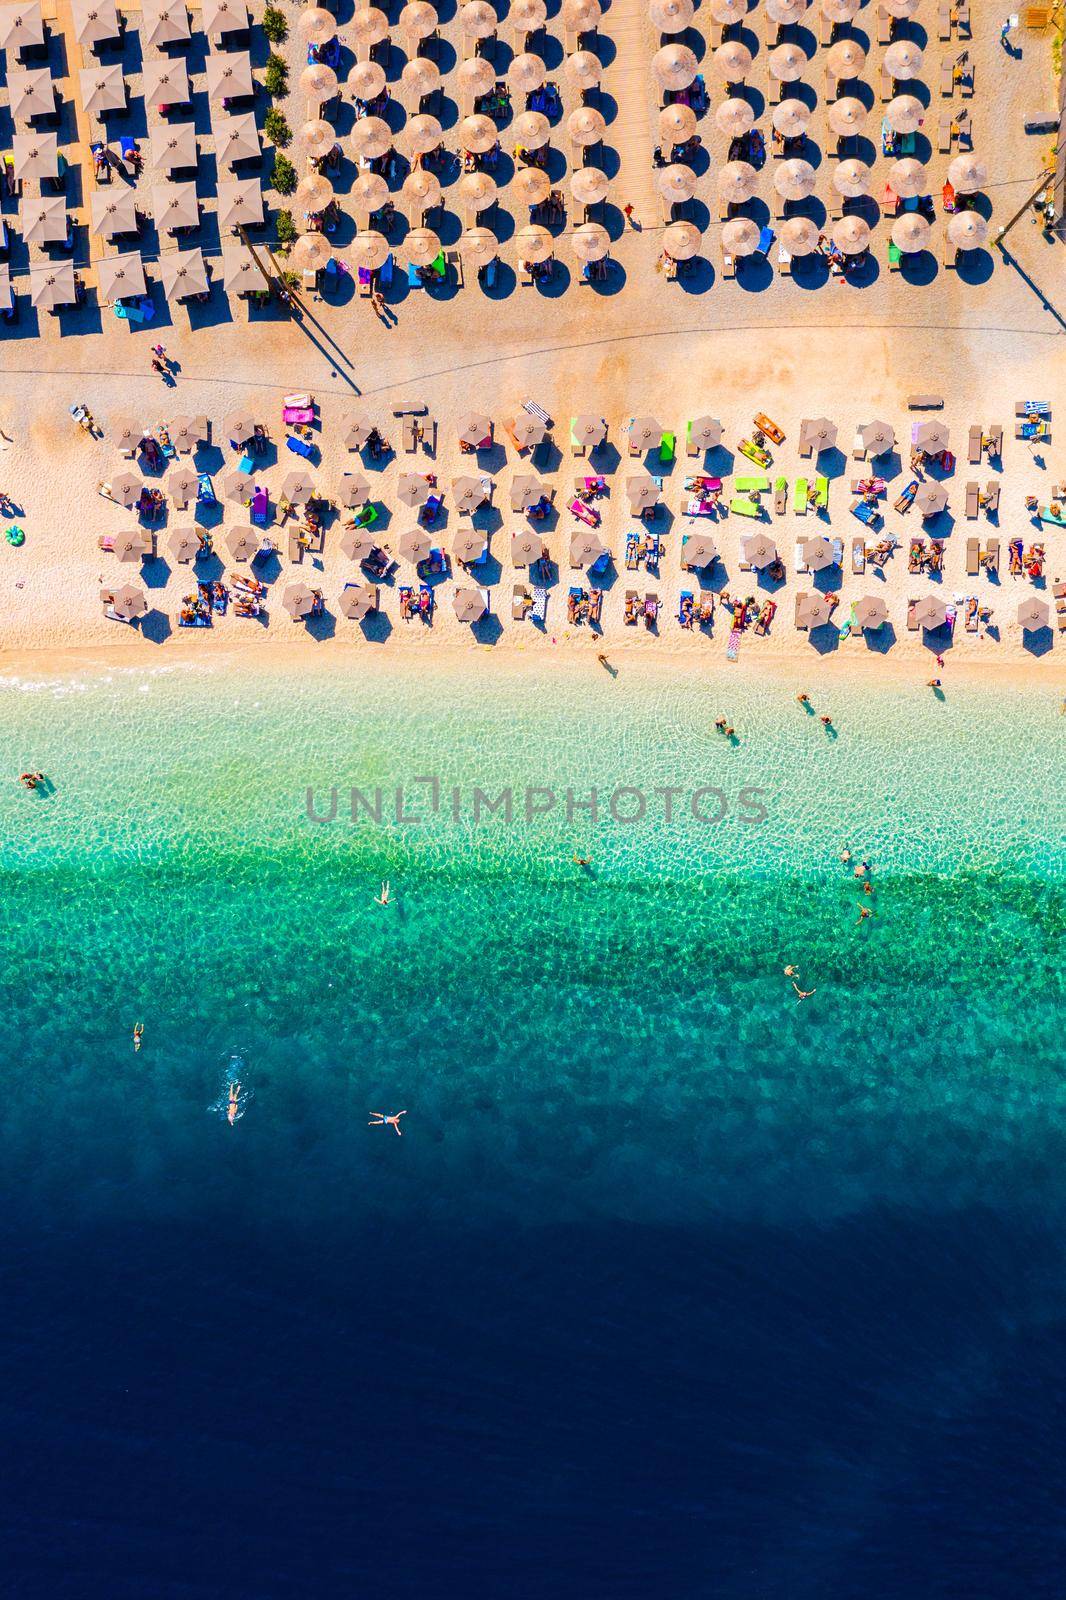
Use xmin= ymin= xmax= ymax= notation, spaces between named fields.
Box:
xmin=772 ymin=98 xmax=810 ymax=138
xmin=571 ymin=222 xmax=610 ymax=263
xmin=828 ymin=96 xmax=866 ymax=135
xmin=885 ymin=94 xmax=923 ymax=133
xmin=509 ymin=52 xmax=546 ymax=93
xmin=566 ymin=50 xmax=602 ymax=90
xmin=854 ymin=596 xmax=889 ymax=630
xmin=402 ymin=168 xmax=442 ymax=215
xmin=948 ymin=155 xmax=988 ymax=193
xmin=458 ymin=170 xmax=497 ymax=211
xmin=298 ymin=6 xmax=335 ymax=42
xmin=460 ymin=114 xmax=498 ymax=154
xmin=563 ymin=0 xmax=601 ymax=27
xmin=768 ymin=42 xmax=806 ymax=82
xmin=713 ymin=40 xmax=752 ymax=80
xmin=401 ymin=56 xmax=440 ymax=99
xmin=891 ymin=213 xmax=931 ymax=253
xmin=350 ymin=231 xmax=390 ymax=272
xmin=405 ymin=114 xmax=443 ymax=156
xmin=568 ymin=106 xmax=606 ymax=147
xmin=403 ymin=227 xmax=442 ymax=267
xmin=298 ymin=119 xmax=336 ymax=160
xmin=283 ymin=582 xmax=319 ymax=620
xmin=350 ymin=60 xmax=386 ymax=102
xmin=722 ymin=216 xmax=760 ymax=256
xmin=351 ymin=5 xmax=389 ymax=48
xmin=717 ymin=98 xmax=756 ymax=137
xmin=663 ymin=220 xmax=701 ymax=259
xmin=350 ymin=117 xmax=392 ymax=161
xmin=108 ymin=584 xmax=149 ymax=621
xmin=767 ymin=0 xmax=806 ymax=20
xmin=889 ymin=158 xmax=927 ymax=199
xmin=459 ymin=228 xmax=499 ymax=269
xmin=650 ymin=0 xmax=694 ymax=29
xmin=571 ymin=166 xmax=608 ymax=206
xmin=513 ymin=0 xmax=548 ymax=25
xmin=654 ymin=43 xmax=698 ymax=90
xmin=947 ymin=211 xmax=988 ymax=248
xmin=514 ymin=166 xmax=551 ymax=206
xmin=453 ymin=587 xmax=487 ymax=623
xmin=457 ymin=57 xmax=495 ymax=98
xmin=512 ymin=110 xmax=551 ymax=149
xmin=661 ymin=104 xmax=697 ymax=144
xmin=774 ymin=159 xmax=816 ymax=201
xmin=514 ymin=224 xmax=554 ymax=264
xmin=831 ymin=214 xmax=870 ymax=253
xmin=400 ymin=0 xmax=437 ymax=39
xmin=779 ymin=216 xmax=819 ymax=255
xmin=352 ymin=171 xmax=390 ymax=215
xmin=717 ymin=161 xmax=758 ymax=204
xmin=460 ymin=0 xmax=497 ymax=37
xmin=833 ymin=159 xmax=870 ymax=197
xmin=710 ymin=0 xmax=746 ymax=16
xmin=826 ymin=38 xmax=865 ymax=77
xmin=290 ymin=233 xmax=332 ymax=274
xmin=884 ymin=40 xmax=924 ymax=79
xmin=658 ymin=164 xmax=697 ymax=204
xmin=821 ymin=0 xmax=860 ymax=15
xmin=296 ymin=173 xmax=334 ymax=214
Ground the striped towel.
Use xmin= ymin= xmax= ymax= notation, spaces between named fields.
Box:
xmin=726 ymin=627 xmax=741 ymax=662
xmin=523 ymin=400 xmax=552 ymax=426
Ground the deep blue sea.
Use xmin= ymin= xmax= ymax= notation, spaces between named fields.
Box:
xmin=1 ymin=661 xmax=1063 ymax=1599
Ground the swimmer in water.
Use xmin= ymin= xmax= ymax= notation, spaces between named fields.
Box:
xmin=783 ymin=964 xmax=799 ymax=977
xmin=227 ymin=1082 xmax=241 ymax=1126
xmin=573 ymin=853 xmax=591 ymax=867
xmin=840 ymin=846 xmax=852 ymax=864
xmin=375 ymin=880 xmax=390 ymax=906
xmin=792 ymin=982 xmax=816 ymax=1001
xmin=368 ymin=1110 xmax=407 ymax=1136
xmin=133 ymin=1022 xmax=144 ymax=1052
xmin=856 ymin=905 xmax=873 ymax=923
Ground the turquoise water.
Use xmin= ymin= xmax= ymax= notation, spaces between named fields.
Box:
xmin=2 ymin=661 xmax=1062 ymax=1224
xmin=2 ymin=661 xmax=1065 ymax=1596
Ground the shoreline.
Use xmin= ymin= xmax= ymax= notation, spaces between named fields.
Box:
xmin=3 ymin=639 xmax=1064 ymax=694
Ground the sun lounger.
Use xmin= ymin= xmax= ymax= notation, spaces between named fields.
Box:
xmin=730 ymin=495 xmax=761 ymax=518
xmin=983 ymin=481 xmax=1000 ymax=514
xmin=906 ymin=600 xmax=921 ymax=631
xmin=908 ymin=395 xmax=944 ymax=409
xmin=722 ymin=250 xmax=735 ymax=280
xmin=939 ymin=0 xmax=952 ymax=36
xmin=876 ymin=5 xmax=891 ymax=43
xmin=880 ymin=65 xmax=893 ymax=101
xmin=793 ymin=478 xmax=808 ymax=515
xmin=512 ymin=583 xmax=531 ymax=620
xmin=940 ymin=58 xmax=955 ymax=97
xmin=795 ymin=591 xmax=811 ymax=628
xmin=774 ymin=477 xmax=787 ymax=515
xmin=852 ymin=537 xmax=866 ymax=573
xmin=968 ymin=425 xmax=982 ymax=463
xmin=813 ymin=476 xmax=829 ymax=511
xmin=794 ymin=542 xmax=808 ymax=573
xmin=965 ymin=482 xmax=979 ymax=518
xmin=966 ymin=536 xmax=980 ymax=573
xmin=987 ymin=425 xmax=1003 ymax=458
xmin=938 ymin=113 xmax=953 ymax=153
xmin=942 ymin=234 xmax=958 ymax=268
xmin=984 ymin=537 xmax=999 ymax=572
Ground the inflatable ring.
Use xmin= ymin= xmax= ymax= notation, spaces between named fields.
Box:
xmin=5 ymin=526 xmax=25 ymax=546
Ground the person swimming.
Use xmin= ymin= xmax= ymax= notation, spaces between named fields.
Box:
xmin=133 ymin=1022 xmax=144 ymax=1052
xmin=792 ymin=982 xmax=816 ymax=1001
xmin=227 ymin=1082 xmax=241 ymax=1126
xmin=369 ymin=1110 xmax=407 ymax=1136
xmin=783 ymin=964 xmax=799 ymax=977
xmin=375 ymin=880 xmax=390 ymax=906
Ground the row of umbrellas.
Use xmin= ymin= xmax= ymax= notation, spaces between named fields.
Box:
xmin=653 ymin=36 xmax=927 ymax=92
xmin=653 ymin=0 xmax=922 ymax=26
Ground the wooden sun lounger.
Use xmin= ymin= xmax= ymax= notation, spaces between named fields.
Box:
xmin=965 ymin=482 xmax=980 ymax=518
xmin=938 ymin=114 xmax=953 ymax=152
xmin=956 ymin=0 xmax=971 ymax=34
xmin=967 ymin=425 xmax=982 ymax=463
xmin=778 ymin=245 xmax=792 ymax=277
xmin=795 ymin=590 xmax=811 ymax=628
xmin=940 ymin=58 xmax=955 ymax=97
xmin=966 ymin=536 xmax=980 ymax=573
xmin=984 ymin=537 xmax=999 ymax=571
xmin=880 ymin=65 xmax=894 ymax=101
xmin=939 ymin=0 xmax=952 ymax=37
xmin=909 ymin=394 xmax=944 ymax=409
xmin=988 ymin=425 xmax=1003 ymax=457
xmin=722 ymin=250 xmax=735 ymax=280
xmin=983 ymin=481 xmax=1000 ymax=514
xmin=877 ymin=6 xmax=891 ymax=44
xmin=943 ymin=235 xmax=958 ymax=268
xmin=852 ymin=537 xmax=866 ymax=573
xmin=907 ymin=600 xmax=920 ymax=631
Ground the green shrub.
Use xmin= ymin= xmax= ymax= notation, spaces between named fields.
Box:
xmin=271 ymin=151 xmax=297 ymax=194
xmin=275 ymin=209 xmax=298 ymax=247
xmin=264 ymin=107 xmax=291 ymax=147
xmin=262 ymin=5 xmax=287 ymax=42
xmin=264 ymin=53 xmax=288 ymax=97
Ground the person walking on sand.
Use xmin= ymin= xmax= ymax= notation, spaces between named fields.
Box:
xmin=623 ymin=203 xmax=638 ymax=227
xmin=369 ymin=1110 xmax=407 ymax=1136
xmin=375 ymin=880 xmax=390 ymax=906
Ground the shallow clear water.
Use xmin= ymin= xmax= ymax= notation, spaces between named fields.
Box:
xmin=1 ymin=662 xmax=1064 ymax=1597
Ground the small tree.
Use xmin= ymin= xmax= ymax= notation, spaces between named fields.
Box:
xmin=271 ymin=151 xmax=297 ymax=195
xmin=264 ymin=53 xmax=288 ymax=97
xmin=265 ymin=107 xmax=291 ymax=147
xmin=275 ymin=209 xmax=298 ymax=247
xmin=261 ymin=5 xmax=287 ymax=42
